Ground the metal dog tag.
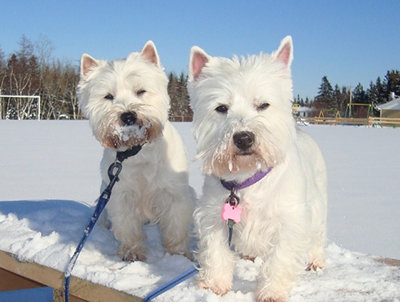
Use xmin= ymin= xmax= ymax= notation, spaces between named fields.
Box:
xmin=226 ymin=190 xmax=240 ymax=206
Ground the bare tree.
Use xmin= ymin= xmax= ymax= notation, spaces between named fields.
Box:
xmin=0 ymin=35 xmax=81 ymax=120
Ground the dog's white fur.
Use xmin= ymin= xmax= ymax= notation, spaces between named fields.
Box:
xmin=188 ymin=36 xmax=327 ymax=301
xmin=78 ymin=41 xmax=194 ymax=261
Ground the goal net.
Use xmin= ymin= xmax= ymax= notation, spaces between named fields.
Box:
xmin=0 ymin=94 xmax=41 ymax=120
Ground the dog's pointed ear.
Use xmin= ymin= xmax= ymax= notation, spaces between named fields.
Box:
xmin=189 ymin=46 xmax=211 ymax=80
xmin=141 ymin=40 xmax=160 ymax=67
xmin=273 ymin=36 xmax=293 ymax=67
xmin=81 ymin=53 xmax=99 ymax=77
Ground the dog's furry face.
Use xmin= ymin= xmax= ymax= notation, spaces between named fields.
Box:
xmin=188 ymin=37 xmax=296 ymax=178
xmin=78 ymin=41 xmax=169 ymax=150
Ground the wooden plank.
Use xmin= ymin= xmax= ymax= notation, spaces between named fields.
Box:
xmin=369 ymin=117 xmax=400 ymax=127
xmin=0 ymin=250 xmax=141 ymax=302
xmin=375 ymin=257 xmax=400 ymax=267
xmin=0 ymin=267 xmax=86 ymax=302
xmin=0 ymin=267 xmax=44 ymax=291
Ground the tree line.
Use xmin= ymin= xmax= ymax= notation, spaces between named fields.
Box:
xmin=296 ymin=70 xmax=400 ymax=117
xmin=1 ymin=36 xmax=398 ymax=120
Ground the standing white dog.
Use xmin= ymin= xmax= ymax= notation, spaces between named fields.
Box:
xmin=78 ymin=41 xmax=194 ymax=262
xmin=188 ymin=36 xmax=327 ymax=301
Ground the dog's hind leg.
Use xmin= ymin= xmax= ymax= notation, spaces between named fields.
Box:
xmin=307 ymin=150 xmax=327 ymax=271
xmin=307 ymin=218 xmax=326 ymax=271
xmin=158 ymin=190 xmax=194 ymax=259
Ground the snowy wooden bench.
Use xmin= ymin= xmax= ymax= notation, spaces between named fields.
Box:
xmin=0 ymin=199 xmax=399 ymax=301
xmin=0 ymin=200 xmax=195 ymax=302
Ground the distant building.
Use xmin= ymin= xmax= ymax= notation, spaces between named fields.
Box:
xmin=375 ymin=93 xmax=400 ymax=118
xmin=293 ymin=105 xmax=313 ymax=118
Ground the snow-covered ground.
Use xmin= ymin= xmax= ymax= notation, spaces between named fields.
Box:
xmin=0 ymin=120 xmax=399 ymax=301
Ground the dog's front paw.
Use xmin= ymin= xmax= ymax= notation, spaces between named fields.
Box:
xmin=118 ymin=246 xmax=147 ymax=262
xmin=307 ymin=249 xmax=325 ymax=271
xmin=306 ymin=259 xmax=325 ymax=271
xmin=198 ymin=279 xmax=231 ymax=296
xmin=241 ymin=255 xmax=256 ymax=262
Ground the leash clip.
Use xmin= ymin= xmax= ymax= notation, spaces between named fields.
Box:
xmin=108 ymin=160 xmax=122 ymax=183
xmin=226 ymin=189 xmax=240 ymax=206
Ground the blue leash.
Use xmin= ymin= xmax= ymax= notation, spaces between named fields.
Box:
xmin=63 ymin=145 xmax=141 ymax=302
xmin=143 ymin=266 xmax=199 ymax=302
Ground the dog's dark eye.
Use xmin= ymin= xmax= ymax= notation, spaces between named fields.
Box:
xmin=215 ymin=105 xmax=228 ymax=113
xmin=257 ymin=103 xmax=270 ymax=111
xmin=137 ymin=89 xmax=146 ymax=96
xmin=104 ymin=93 xmax=114 ymax=101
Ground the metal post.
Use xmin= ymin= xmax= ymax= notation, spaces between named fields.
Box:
xmin=349 ymin=86 xmax=352 ymax=118
xmin=38 ymin=95 xmax=41 ymax=121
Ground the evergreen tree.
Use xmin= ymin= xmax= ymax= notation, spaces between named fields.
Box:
xmin=317 ymin=76 xmax=334 ymax=99
xmin=334 ymin=84 xmax=349 ymax=115
xmin=352 ymin=83 xmax=367 ymax=103
xmin=167 ymin=72 xmax=192 ymax=120
xmin=367 ymin=81 xmax=379 ymax=104
xmin=375 ymin=77 xmax=387 ymax=104
xmin=167 ymin=72 xmax=179 ymax=103
xmin=314 ymin=76 xmax=337 ymax=115
xmin=385 ymin=70 xmax=400 ymax=97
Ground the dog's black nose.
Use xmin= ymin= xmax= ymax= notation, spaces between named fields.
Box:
xmin=233 ymin=131 xmax=255 ymax=151
xmin=120 ymin=112 xmax=137 ymax=126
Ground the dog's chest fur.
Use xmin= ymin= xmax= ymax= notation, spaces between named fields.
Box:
xmin=231 ymin=188 xmax=281 ymax=256
xmin=101 ymin=141 xmax=168 ymax=223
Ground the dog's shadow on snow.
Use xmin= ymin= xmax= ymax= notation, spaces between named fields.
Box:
xmin=0 ymin=199 xmax=92 ymax=237
xmin=0 ymin=199 xmax=118 ymax=255
xmin=0 ymin=199 xmax=195 ymax=263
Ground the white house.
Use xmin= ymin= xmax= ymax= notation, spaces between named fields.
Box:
xmin=375 ymin=93 xmax=400 ymax=118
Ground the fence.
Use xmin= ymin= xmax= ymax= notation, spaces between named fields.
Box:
xmin=301 ymin=117 xmax=400 ymax=127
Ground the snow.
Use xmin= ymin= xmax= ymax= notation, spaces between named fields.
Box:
xmin=0 ymin=120 xmax=399 ymax=301
xmin=113 ymin=123 xmax=150 ymax=142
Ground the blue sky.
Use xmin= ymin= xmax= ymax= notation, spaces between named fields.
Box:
xmin=0 ymin=0 xmax=399 ymax=99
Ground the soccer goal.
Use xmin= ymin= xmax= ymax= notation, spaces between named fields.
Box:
xmin=0 ymin=93 xmax=41 ymax=120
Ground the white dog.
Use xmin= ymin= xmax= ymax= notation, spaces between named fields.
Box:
xmin=78 ymin=41 xmax=194 ymax=261
xmin=188 ymin=36 xmax=327 ymax=302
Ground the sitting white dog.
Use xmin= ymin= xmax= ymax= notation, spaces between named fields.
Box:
xmin=78 ymin=41 xmax=194 ymax=262
xmin=188 ymin=36 xmax=327 ymax=302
